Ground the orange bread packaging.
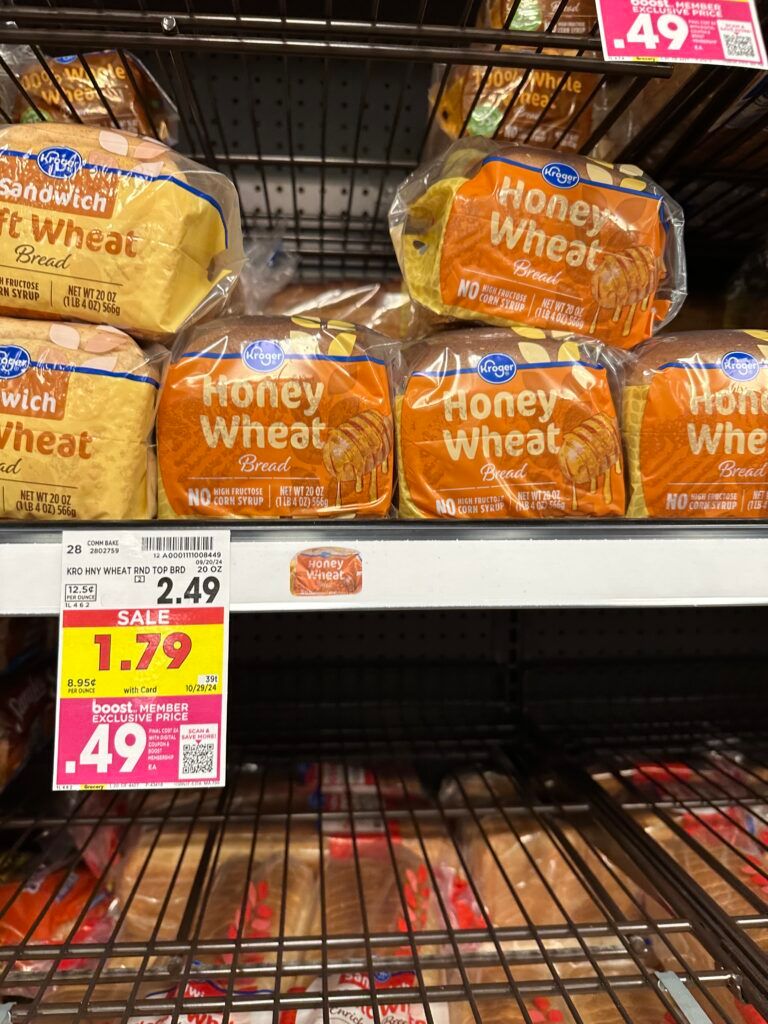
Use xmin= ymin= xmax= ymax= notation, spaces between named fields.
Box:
xmin=390 ymin=139 xmax=685 ymax=349
xmin=396 ymin=327 xmax=625 ymax=519
xmin=157 ymin=315 xmax=395 ymax=519
xmin=624 ymin=329 xmax=768 ymax=518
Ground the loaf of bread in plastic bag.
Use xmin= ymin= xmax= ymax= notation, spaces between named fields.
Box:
xmin=0 ymin=123 xmax=243 ymax=340
xmin=0 ymin=316 xmax=164 ymax=519
xmin=390 ymin=139 xmax=685 ymax=349
xmin=396 ymin=327 xmax=625 ymax=519
xmin=157 ymin=315 xmax=395 ymax=519
xmin=623 ymin=329 xmax=768 ymax=518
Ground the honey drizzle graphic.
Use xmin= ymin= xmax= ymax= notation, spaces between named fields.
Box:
xmin=284 ymin=315 xmax=392 ymax=511
xmin=322 ymin=410 xmax=391 ymax=507
xmin=558 ymin=412 xmax=622 ymax=512
xmin=589 ymin=244 xmax=658 ymax=340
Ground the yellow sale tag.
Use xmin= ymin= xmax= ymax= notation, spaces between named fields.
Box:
xmin=60 ymin=611 xmax=225 ymax=699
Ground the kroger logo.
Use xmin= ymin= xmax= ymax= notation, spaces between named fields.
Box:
xmin=55 ymin=55 xmax=79 ymax=64
xmin=242 ymin=339 xmax=285 ymax=373
xmin=542 ymin=161 xmax=580 ymax=190
xmin=478 ymin=352 xmax=517 ymax=384
xmin=722 ymin=350 xmax=760 ymax=382
xmin=36 ymin=146 xmax=83 ymax=180
xmin=0 ymin=345 xmax=30 ymax=380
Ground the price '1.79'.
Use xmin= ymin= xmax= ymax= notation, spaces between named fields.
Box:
xmin=94 ymin=632 xmax=191 ymax=672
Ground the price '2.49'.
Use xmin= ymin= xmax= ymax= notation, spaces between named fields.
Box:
xmin=94 ymin=632 xmax=191 ymax=672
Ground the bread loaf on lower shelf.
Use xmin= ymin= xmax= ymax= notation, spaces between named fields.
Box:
xmin=448 ymin=987 xmax=738 ymax=1024
xmin=113 ymin=825 xmax=320 ymax=979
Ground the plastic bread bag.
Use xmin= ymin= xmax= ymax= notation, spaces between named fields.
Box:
xmin=457 ymin=813 xmax=672 ymax=982
xmin=226 ymin=232 xmax=299 ymax=317
xmin=389 ymin=138 xmax=686 ymax=349
xmin=0 ymin=856 xmax=116 ymax=994
xmin=0 ymin=318 xmax=167 ymax=520
xmin=297 ymin=761 xmax=430 ymax=811
xmin=287 ymin=840 xmax=449 ymax=1024
xmin=111 ymin=824 xmax=319 ymax=972
xmin=447 ymin=987 xmax=757 ymax=1024
xmin=157 ymin=315 xmax=398 ymax=519
xmin=631 ymin=808 xmax=768 ymax=965
xmin=0 ymin=123 xmax=244 ymax=341
xmin=396 ymin=326 xmax=626 ymax=519
xmin=126 ymin=972 xmax=281 ymax=1024
xmin=623 ymin=329 xmax=768 ymax=519
xmin=264 ymin=279 xmax=417 ymax=341
xmin=429 ymin=0 xmax=598 ymax=154
xmin=13 ymin=51 xmax=179 ymax=145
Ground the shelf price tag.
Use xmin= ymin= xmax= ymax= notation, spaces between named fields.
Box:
xmin=54 ymin=530 xmax=230 ymax=791
xmin=596 ymin=0 xmax=767 ymax=68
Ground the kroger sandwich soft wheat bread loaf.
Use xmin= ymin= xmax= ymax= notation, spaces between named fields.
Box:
xmin=624 ymin=330 xmax=768 ymax=518
xmin=396 ymin=327 xmax=625 ymax=518
xmin=157 ymin=315 xmax=395 ymax=519
xmin=0 ymin=123 xmax=243 ymax=339
xmin=0 ymin=317 xmax=164 ymax=520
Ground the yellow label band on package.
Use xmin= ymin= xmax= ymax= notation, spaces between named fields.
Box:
xmin=0 ymin=123 xmax=243 ymax=340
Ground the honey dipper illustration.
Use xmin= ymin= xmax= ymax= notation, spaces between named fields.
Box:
xmin=558 ymin=412 xmax=623 ymax=511
xmin=322 ymin=410 xmax=393 ymax=506
xmin=590 ymin=245 xmax=660 ymax=339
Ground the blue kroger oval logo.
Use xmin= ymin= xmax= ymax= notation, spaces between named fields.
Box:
xmin=36 ymin=146 xmax=83 ymax=180
xmin=0 ymin=345 xmax=30 ymax=380
xmin=242 ymin=339 xmax=285 ymax=373
xmin=55 ymin=55 xmax=79 ymax=64
xmin=542 ymin=161 xmax=580 ymax=190
xmin=478 ymin=352 xmax=517 ymax=384
xmin=722 ymin=350 xmax=760 ymax=382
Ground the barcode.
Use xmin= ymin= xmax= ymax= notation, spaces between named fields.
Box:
xmin=179 ymin=740 xmax=217 ymax=778
xmin=719 ymin=21 xmax=759 ymax=61
xmin=141 ymin=535 xmax=214 ymax=553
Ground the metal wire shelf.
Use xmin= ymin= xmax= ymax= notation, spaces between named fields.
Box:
xmin=0 ymin=0 xmax=761 ymax=273
xmin=0 ymin=699 xmax=764 ymax=1024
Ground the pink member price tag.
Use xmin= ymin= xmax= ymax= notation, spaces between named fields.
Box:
xmin=54 ymin=530 xmax=230 ymax=791
xmin=596 ymin=0 xmax=768 ymax=68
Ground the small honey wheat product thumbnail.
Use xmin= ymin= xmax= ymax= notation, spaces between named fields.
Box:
xmin=390 ymin=139 xmax=685 ymax=349
xmin=157 ymin=316 xmax=394 ymax=518
xmin=0 ymin=318 xmax=163 ymax=520
xmin=625 ymin=330 xmax=768 ymax=518
xmin=397 ymin=328 xmax=625 ymax=518
xmin=0 ymin=123 xmax=243 ymax=339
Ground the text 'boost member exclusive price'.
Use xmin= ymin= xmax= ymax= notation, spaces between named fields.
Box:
xmin=54 ymin=531 xmax=230 ymax=791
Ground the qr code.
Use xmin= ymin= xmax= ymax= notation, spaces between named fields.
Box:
xmin=180 ymin=740 xmax=216 ymax=778
xmin=719 ymin=21 xmax=759 ymax=61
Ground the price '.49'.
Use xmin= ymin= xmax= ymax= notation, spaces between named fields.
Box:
xmin=80 ymin=722 xmax=146 ymax=773
xmin=623 ymin=13 xmax=689 ymax=50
